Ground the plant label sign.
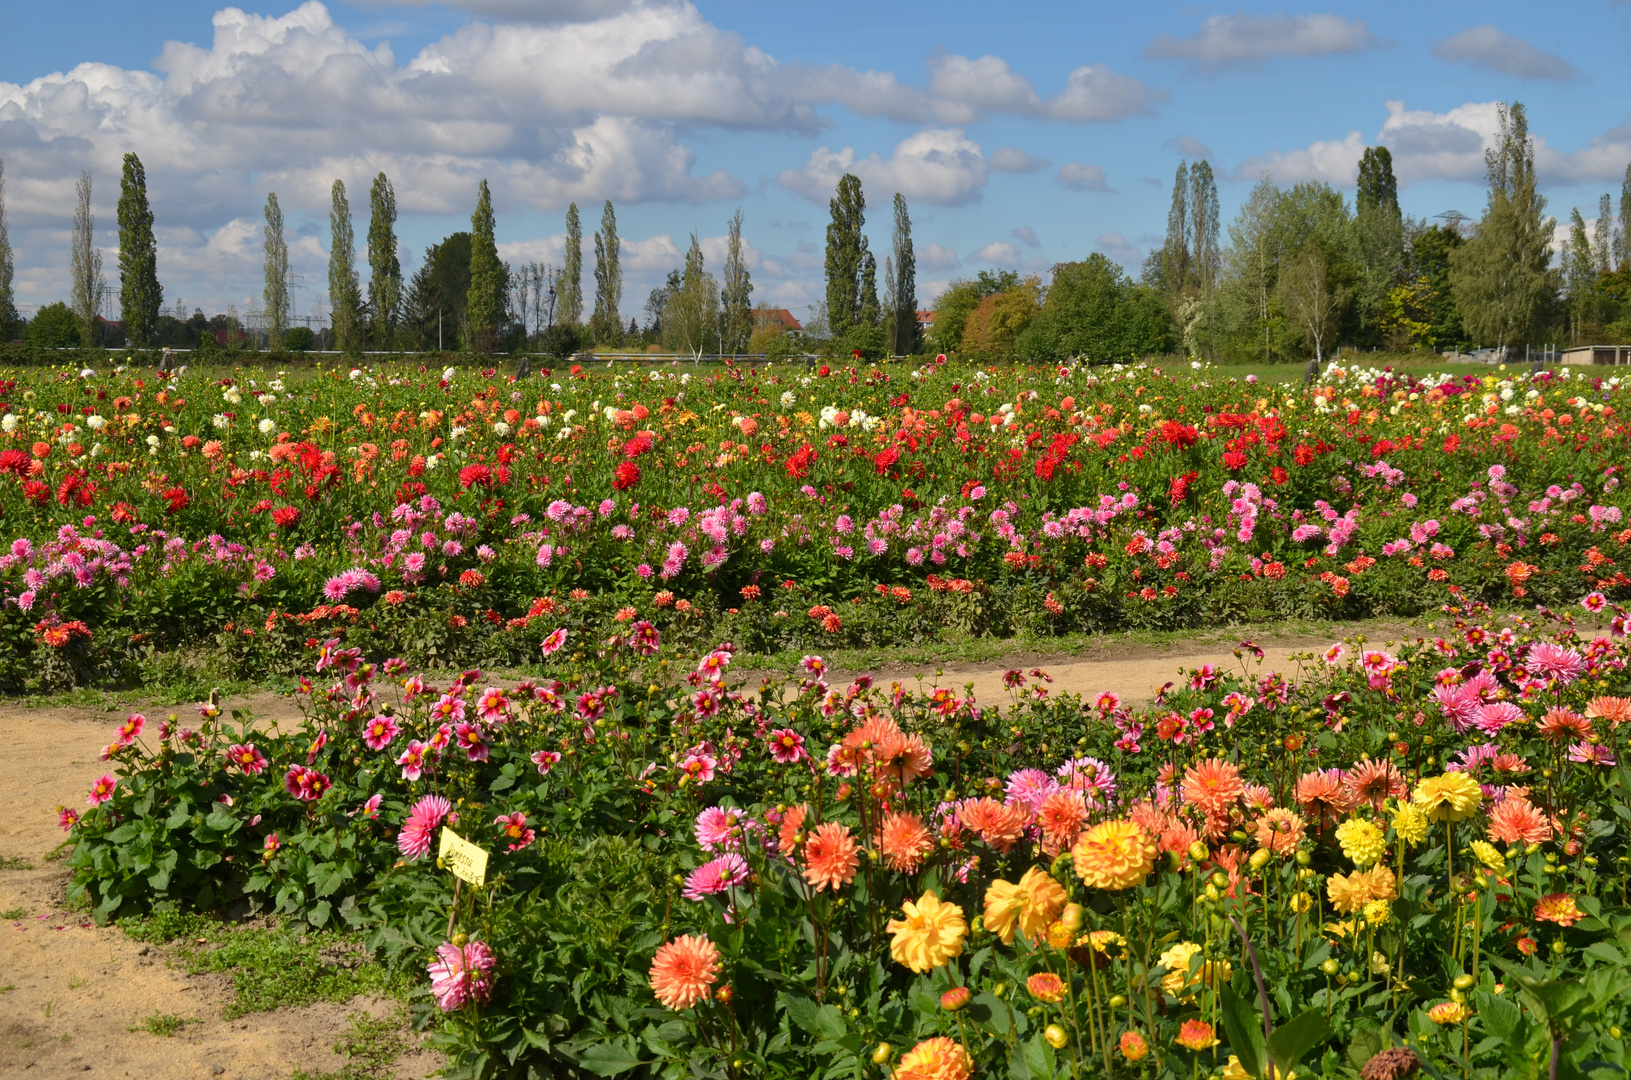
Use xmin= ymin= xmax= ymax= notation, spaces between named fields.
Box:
xmin=438 ymin=827 xmax=488 ymax=887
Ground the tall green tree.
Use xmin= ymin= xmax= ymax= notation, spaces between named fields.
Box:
xmin=591 ymin=201 xmax=622 ymax=346
xmin=1355 ymin=146 xmax=1404 ymax=336
xmin=927 ymin=270 xmax=1018 ymax=355
xmin=1158 ymin=162 xmax=1190 ymax=305
xmin=1356 ymin=147 xmax=1399 ymax=218
xmin=1618 ymin=164 xmax=1631 ymax=272
xmin=262 ymin=192 xmax=289 ymax=350
xmin=327 ymin=179 xmax=362 ymax=352
xmin=1015 ymin=255 xmax=1172 ymax=362
xmin=858 ymin=251 xmax=880 ymax=327
xmin=889 ymin=192 xmax=918 ymax=354
xmin=403 ymin=233 xmax=472 ymax=349
xmin=1597 ymin=194 xmax=1616 ymax=274
xmin=70 ymin=171 xmax=106 ymax=345
xmin=1563 ymin=208 xmax=1598 ymax=342
xmin=720 ymin=208 xmax=753 ymax=352
xmin=664 ymin=233 xmax=719 ymax=356
xmin=1411 ymin=224 xmax=1465 ymax=346
xmin=824 ymin=174 xmax=867 ymax=339
xmin=466 ymin=180 xmax=503 ymax=352
xmin=1449 ymin=102 xmax=1556 ymax=350
xmin=1188 ymin=161 xmax=1219 ymax=296
xmin=116 ymin=153 xmax=161 ymax=346
xmin=0 ymin=157 xmax=15 ymax=342
xmin=366 ymin=172 xmax=401 ymax=349
xmin=560 ymin=203 xmax=583 ymax=327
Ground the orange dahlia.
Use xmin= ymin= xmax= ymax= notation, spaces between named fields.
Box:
xmin=1537 ymin=708 xmax=1592 ymax=744
xmin=877 ymin=811 xmax=934 ymax=873
xmin=1071 ymin=819 xmax=1157 ymax=891
xmin=958 ymin=796 xmax=1028 ymax=853
xmin=893 ymin=1036 xmax=974 ymax=1080
xmin=876 ymin=731 xmax=934 ymax=784
xmin=1252 ymin=807 xmax=1306 ymax=856
xmin=1027 ymin=972 xmax=1066 ymax=1003
xmin=1344 ymin=759 xmax=1407 ymax=811
xmin=1036 ymin=788 xmax=1089 ymax=848
xmin=1295 ymin=769 xmax=1357 ymax=827
xmin=1586 ymin=696 xmax=1631 ymax=727
xmin=1535 ymin=893 xmax=1583 ymax=927
xmin=648 ymin=934 xmax=720 ymax=1010
xmin=887 ymin=890 xmax=966 ymax=973
xmin=1487 ymin=796 xmax=1552 ymax=845
xmin=803 ymin=821 xmax=860 ymax=891
xmin=1181 ymin=758 xmax=1245 ymax=817
xmin=777 ymin=802 xmax=808 ymax=855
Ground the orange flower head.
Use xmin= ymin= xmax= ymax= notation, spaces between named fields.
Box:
xmin=803 ymin=821 xmax=860 ymax=892
xmin=1176 ymin=1020 xmax=1219 ymax=1051
xmin=1295 ymin=769 xmax=1357 ymax=826
xmin=1535 ymin=893 xmax=1584 ymax=927
xmin=1181 ymin=758 xmax=1245 ymax=817
xmin=877 ymin=812 xmax=934 ymax=873
xmin=1071 ymin=819 xmax=1157 ymax=891
xmin=1253 ymin=807 xmax=1306 ymax=856
xmin=957 ymin=797 xmax=1028 ymax=853
xmin=1538 ymin=709 xmax=1593 ymax=744
xmin=1586 ymin=696 xmax=1631 ymax=728
xmin=1344 ymin=759 xmax=1407 ymax=809
xmin=1488 ymin=796 xmax=1552 ymax=845
xmin=983 ymin=865 xmax=1067 ymax=944
xmin=1027 ymin=972 xmax=1066 ymax=1003
xmin=648 ymin=934 xmax=720 ymax=1010
xmin=876 ymin=731 xmax=934 ymax=783
xmin=1036 ymin=788 xmax=1089 ymax=847
xmin=892 ymin=1036 xmax=973 ymax=1080
xmin=777 ymin=803 xmax=808 ymax=855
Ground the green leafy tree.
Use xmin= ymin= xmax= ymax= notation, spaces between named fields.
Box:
xmin=1596 ymin=194 xmax=1617 ymax=275
xmin=1355 ymin=146 xmax=1404 ymax=337
xmin=720 ymin=208 xmax=752 ymax=352
xmin=664 ymin=233 xmax=719 ymax=356
xmin=927 ymin=270 xmax=1018 ymax=355
xmin=70 ymin=171 xmax=106 ymax=345
xmin=591 ymin=201 xmax=622 ymax=346
xmin=0 ymin=157 xmax=15 ymax=342
xmin=262 ymin=193 xmax=289 ymax=351
xmin=1411 ymin=224 xmax=1465 ymax=346
xmin=1449 ymin=102 xmax=1556 ymax=350
xmin=1189 ymin=161 xmax=1220 ymax=296
xmin=1378 ymin=276 xmax=1439 ymax=351
xmin=117 ymin=153 xmax=162 ymax=346
xmin=366 ymin=173 xmax=401 ymax=349
xmin=961 ymin=276 xmax=1042 ymax=357
xmin=1277 ymin=244 xmax=1350 ymax=361
xmin=466 ymin=180 xmax=503 ymax=352
xmin=1563 ymin=208 xmax=1599 ymax=342
xmin=1016 ymin=255 xmax=1172 ymax=362
xmin=25 ymin=301 xmax=84 ymax=347
xmin=1618 ymin=164 xmax=1631 ymax=272
xmin=327 ymin=179 xmax=362 ymax=352
xmin=824 ymin=174 xmax=867 ymax=340
xmin=888 ymin=193 xmax=918 ymax=355
xmin=1157 ymin=161 xmax=1189 ymax=306
xmin=858 ymin=251 xmax=880 ymax=328
xmin=560 ymin=203 xmax=583 ymax=328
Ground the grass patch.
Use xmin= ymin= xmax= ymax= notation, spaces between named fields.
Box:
xmin=2 ymin=907 xmax=28 ymax=920
xmin=0 ymin=856 xmax=34 ymax=871
xmin=291 ymin=1011 xmax=413 ymax=1080
xmin=119 ymin=909 xmax=407 ymax=1019
xmin=0 ymin=984 xmax=14 ymax=994
xmin=128 ymin=1011 xmax=193 ymax=1037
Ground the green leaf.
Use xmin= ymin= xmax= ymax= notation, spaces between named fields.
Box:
xmin=1586 ymin=942 xmax=1628 ymax=966
xmin=1266 ymin=1008 xmax=1329 ymax=1076
xmin=1219 ymin=983 xmax=1266 ymax=1080
xmin=779 ymin=993 xmax=846 ymax=1039
xmin=579 ymin=1037 xmax=647 ymax=1077
xmin=1480 ymin=993 xmax=1520 ymax=1040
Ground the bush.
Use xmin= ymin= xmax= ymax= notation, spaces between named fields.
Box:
xmin=285 ymin=327 xmax=316 ymax=352
xmin=24 ymin=301 xmax=84 ymax=348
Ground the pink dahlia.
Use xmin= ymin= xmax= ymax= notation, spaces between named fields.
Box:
xmin=540 ymin=627 xmax=568 ymax=657
xmin=1528 ymin=642 xmax=1586 ymax=685
xmin=284 ymin=765 xmax=332 ymax=802
xmin=87 ymin=774 xmax=117 ymax=807
xmin=363 ymin=715 xmax=400 ymax=751
xmin=115 ymin=713 xmax=145 ymax=748
xmin=226 ymin=742 xmax=269 ymax=775
xmin=530 ymin=749 xmax=562 ymax=775
xmin=396 ymin=740 xmax=429 ymax=781
xmin=695 ymin=806 xmax=748 ymax=851
xmin=682 ymin=853 xmax=749 ymax=901
xmin=474 ymin=687 xmax=510 ymax=723
xmin=427 ymin=939 xmax=496 ymax=1011
xmin=398 ymin=794 xmax=452 ymax=859
xmin=454 ymin=721 xmax=489 ymax=762
xmin=766 ymin=728 xmax=807 ymax=764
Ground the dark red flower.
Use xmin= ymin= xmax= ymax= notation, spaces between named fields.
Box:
xmin=613 ymin=460 xmax=641 ymax=490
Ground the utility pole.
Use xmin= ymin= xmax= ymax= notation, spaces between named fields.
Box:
xmin=438 ymin=308 xmax=443 ymax=352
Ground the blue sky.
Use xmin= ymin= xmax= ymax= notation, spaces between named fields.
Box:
xmin=4 ymin=0 xmax=1631 ymax=326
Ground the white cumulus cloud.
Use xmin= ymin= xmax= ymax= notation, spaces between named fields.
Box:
xmin=1431 ymin=26 xmax=1578 ymax=82
xmin=1147 ymin=13 xmax=1380 ymax=73
xmin=990 ymin=147 xmax=1051 ymax=173
xmin=778 ymin=128 xmax=989 ymax=207
xmin=1054 ymin=162 xmax=1110 ymax=192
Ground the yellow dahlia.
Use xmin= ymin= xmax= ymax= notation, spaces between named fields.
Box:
xmin=983 ymin=865 xmax=1067 ymax=945
xmin=1071 ymin=819 xmax=1157 ymax=891
xmin=1412 ymin=773 xmax=1483 ymax=822
xmin=1335 ymin=817 xmax=1387 ymax=867
xmin=893 ymin=1036 xmax=974 ymax=1080
xmin=1158 ymin=941 xmax=1230 ymax=999
xmin=887 ymin=890 xmax=967 ymax=973
xmin=1391 ymin=801 xmax=1429 ymax=845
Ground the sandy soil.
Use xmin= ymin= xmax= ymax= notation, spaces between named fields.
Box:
xmin=0 ymin=622 xmax=1386 ymax=1078
xmin=0 ymin=698 xmax=438 ymax=1080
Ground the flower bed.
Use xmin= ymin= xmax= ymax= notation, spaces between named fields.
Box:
xmin=0 ymin=355 xmax=1625 ymax=687
xmin=63 ymin=596 xmax=1631 ymax=1078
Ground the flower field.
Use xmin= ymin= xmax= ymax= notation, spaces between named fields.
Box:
xmin=0 ymin=351 xmax=1627 ymax=687
xmin=29 ymin=351 xmax=1631 ymax=1078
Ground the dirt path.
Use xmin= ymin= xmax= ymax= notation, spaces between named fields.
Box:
xmin=0 ymin=625 xmax=1381 ymax=1078
xmin=0 ymin=698 xmax=437 ymax=1080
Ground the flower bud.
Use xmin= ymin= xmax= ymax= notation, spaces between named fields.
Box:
xmin=1321 ymin=959 xmax=1339 ymax=976
xmin=1044 ymin=1024 xmax=1068 ymax=1050
xmin=1249 ymin=848 xmax=1272 ymax=872
xmin=941 ymin=986 xmax=971 ymax=1012
xmin=871 ymin=1043 xmax=893 ymax=1065
xmin=1453 ymin=974 xmax=1474 ymax=990
xmin=1188 ymin=841 xmax=1211 ymax=862
xmin=1061 ymin=903 xmax=1084 ymax=932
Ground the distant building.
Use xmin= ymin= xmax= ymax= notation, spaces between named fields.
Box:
xmin=916 ymin=310 xmax=935 ymax=333
xmin=752 ymin=307 xmax=803 ymax=333
xmin=1561 ymin=345 xmax=1631 ymax=366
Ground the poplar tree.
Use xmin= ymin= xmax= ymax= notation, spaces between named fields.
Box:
xmin=1355 ymin=146 xmax=1404 ymax=332
xmin=560 ymin=203 xmax=583 ymax=327
xmin=666 ymin=232 xmax=719 ymax=356
xmin=1159 ymin=162 xmax=1190 ymax=304
xmin=824 ymin=173 xmax=866 ymax=339
xmin=1619 ymin=164 xmax=1631 ymax=271
xmin=70 ymin=171 xmax=106 ymax=345
xmin=1448 ymin=102 xmax=1555 ymax=350
xmin=1596 ymin=193 xmax=1615 ymax=274
xmin=0 ymin=158 xmax=15 ymax=342
xmin=117 ymin=153 xmax=161 ymax=346
xmin=890 ymin=192 xmax=918 ymax=354
xmin=1188 ymin=161 xmax=1219 ymax=295
xmin=591 ymin=201 xmax=621 ymax=345
xmin=263 ymin=193 xmax=289 ymax=350
xmin=858 ymin=251 xmax=880 ymax=328
xmin=466 ymin=180 xmax=503 ymax=352
xmin=367 ymin=173 xmax=401 ymax=349
xmin=720 ymin=208 xmax=753 ymax=352
xmin=328 ymin=179 xmax=361 ymax=352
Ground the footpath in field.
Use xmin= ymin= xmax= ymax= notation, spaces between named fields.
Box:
xmin=0 ymin=626 xmax=1371 ymax=1078
xmin=0 ymin=695 xmax=437 ymax=1080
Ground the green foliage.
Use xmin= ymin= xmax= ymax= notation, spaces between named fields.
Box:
xmin=928 ymin=269 xmax=1018 ymax=356
xmin=286 ymin=326 xmax=316 ymax=352
xmin=591 ymin=201 xmax=623 ymax=347
xmin=263 ymin=193 xmax=290 ymax=350
xmin=0 ymin=157 xmax=16 ymax=343
xmin=129 ymin=1011 xmax=193 ymax=1037
xmin=117 ymin=153 xmax=162 ymax=347
xmin=466 ymin=180 xmax=504 ymax=353
xmin=560 ymin=203 xmax=583 ymax=329
xmin=721 ymin=208 xmax=753 ymax=354
xmin=24 ymin=301 xmax=83 ymax=348
xmin=1017 ymin=255 xmax=1172 ymax=361
xmin=825 ymin=173 xmax=868 ymax=341
xmin=367 ymin=173 xmax=401 ymax=350
xmin=890 ymin=193 xmax=919 ymax=355
xmin=291 ymin=1011 xmax=413 ymax=1080
xmin=329 ymin=179 xmax=362 ymax=353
